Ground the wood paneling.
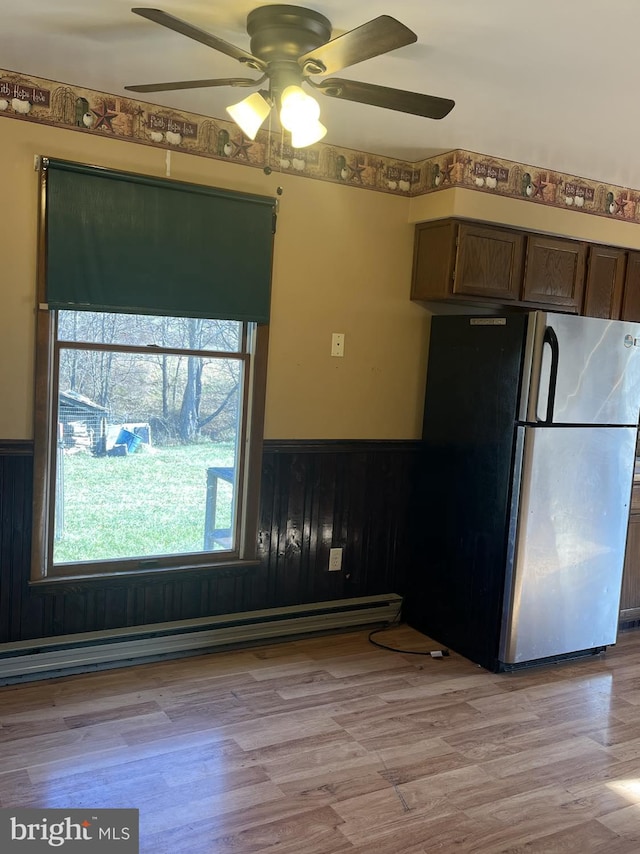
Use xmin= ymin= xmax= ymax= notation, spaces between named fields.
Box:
xmin=0 ymin=440 xmax=417 ymax=644
xmin=0 ymin=453 xmax=33 ymax=643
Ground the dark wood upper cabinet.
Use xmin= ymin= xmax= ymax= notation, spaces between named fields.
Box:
xmin=411 ymin=217 xmax=640 ymax=320
xmin=583 ymin=244 xmax=626 ymax=319
xmin=411 ymin=219 xmax=525 ymax=303
xmin=522 ymin=235 xmax=586 ymax=312
xmin=621 ymin=251 xmax=640 ymax=321
xmin=453 ymin=222 xmax=525 ymax=301
xmin=410 ymin=220 xmax=457 ymax=301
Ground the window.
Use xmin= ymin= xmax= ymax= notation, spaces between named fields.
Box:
xmin=32 ymin=308 xmax=267 ymax=579
xmin=56 ymin=311 xmax=244 ymax=564
xmin=31 ymin=158 xmax=274 ymax=581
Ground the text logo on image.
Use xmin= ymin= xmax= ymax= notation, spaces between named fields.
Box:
xmin=0 ymin=809 xmax=139 ymax=852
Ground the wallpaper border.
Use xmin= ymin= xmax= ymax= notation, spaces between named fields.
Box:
xmin=2 ymin=69 xmax=640 ymax=225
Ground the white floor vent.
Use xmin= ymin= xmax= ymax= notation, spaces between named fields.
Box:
xmin=0 ymin=594 xmax=402 ymax=684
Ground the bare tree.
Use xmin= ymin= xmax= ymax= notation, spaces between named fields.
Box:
xmin=58 ymin=311 xmax=241 ymax=444
xmin=178 ymin=319 xmax=205 ymax=442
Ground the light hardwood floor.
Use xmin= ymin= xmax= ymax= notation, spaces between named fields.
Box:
xmin=2 ymin=624 xmax=640 ymax=853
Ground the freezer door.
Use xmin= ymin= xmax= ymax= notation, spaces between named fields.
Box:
xmin=499 ymin=424 xmax=636 ymax=665
xmin=523 ymin=312 xmax=640 ymax=425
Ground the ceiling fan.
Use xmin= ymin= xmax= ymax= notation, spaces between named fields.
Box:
xmin=125 ymin=5 xmax=455 ymax=147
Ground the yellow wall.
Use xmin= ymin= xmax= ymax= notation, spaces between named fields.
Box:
xmin=0 ymin=117 xmax=430 ymax=440
xmin=7 ymin=118 xmax=640 ymax=442
xmin=409 ymin=187 xmax=640 ymax=248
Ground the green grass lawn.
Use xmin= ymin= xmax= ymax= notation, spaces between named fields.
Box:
xmin=53 ymin=442 xmax=236 ymax=564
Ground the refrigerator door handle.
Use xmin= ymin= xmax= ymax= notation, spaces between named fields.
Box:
xmin=538 ymin=326 xmax=559 ymax=423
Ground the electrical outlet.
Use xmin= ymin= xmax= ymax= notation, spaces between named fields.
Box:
xmin=331 ymin=333 xmax=345 ymax=357
xmin=328 ymin=547 xmax=343 ymax=571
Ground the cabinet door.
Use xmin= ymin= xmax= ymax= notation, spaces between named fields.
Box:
xmin=620 ymin=487 xmax=640 ymax=622
xmin=621 ymin=251 xmax=640 ymax=321
xmin=411 ymin=220 xmax=457 ymax=301
xmin=583 ymin=244 xmax=626 ymax=319
xmin=453 ymin=223 xmax=525 ymax=300
xmin=523 ymin=235 xmax=586 ymax=311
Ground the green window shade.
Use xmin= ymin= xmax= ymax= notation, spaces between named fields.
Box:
xmin=45 ymin=159 xmax=276 ymax=322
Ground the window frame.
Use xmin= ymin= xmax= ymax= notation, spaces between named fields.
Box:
xmin=31 ymin=308 xmax=268 ymax=582
xmin=30 ymin=163 xmax=270 ymax=584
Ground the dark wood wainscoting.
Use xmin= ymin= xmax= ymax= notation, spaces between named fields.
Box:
xmin=0 ymin=439 xmax=418 ymax=643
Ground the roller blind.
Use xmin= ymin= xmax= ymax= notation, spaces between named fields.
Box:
xmin=44 ymin=158 xmax=276 ymax=322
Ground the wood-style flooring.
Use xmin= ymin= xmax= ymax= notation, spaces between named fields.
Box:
xmin=2 ymin=624 xmax=640 ymax=853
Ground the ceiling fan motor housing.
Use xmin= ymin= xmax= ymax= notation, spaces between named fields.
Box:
xmin=246 ymin=5 xmax=332 ymax=100
xmin=247 ymin=5 xmax=331 ymax=63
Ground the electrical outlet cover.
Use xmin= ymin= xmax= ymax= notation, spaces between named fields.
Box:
xmin=329 ymin=547 xmax=343 ymax=571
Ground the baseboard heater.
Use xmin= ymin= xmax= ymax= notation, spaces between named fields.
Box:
xmin=0 ymin=593 xmax=402 ymax=684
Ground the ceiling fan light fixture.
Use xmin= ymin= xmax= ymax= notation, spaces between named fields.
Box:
xmin=291 ymin=120 xmax=327 ymax=148
xmin=226 ymin=91 xmax=272 ymax=139
xmin=279 ymin=85 xmax=320 ymax=129
xmin=279 ymin=85 xmax=325 ymax=148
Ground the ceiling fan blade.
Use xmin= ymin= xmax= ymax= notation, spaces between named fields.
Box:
xmin=125 ymin=77 xmax=261 ymax=93
xmin=132 ymin=7 xmax=266 ymax=71
xmin=299 ymin=16 xmax=416 ymax=76
xmin=316 ymin=78 xmax=455 ymax=119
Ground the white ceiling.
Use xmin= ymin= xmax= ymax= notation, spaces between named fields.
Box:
xmin=1 ymin=1 xmax=638 ymax=190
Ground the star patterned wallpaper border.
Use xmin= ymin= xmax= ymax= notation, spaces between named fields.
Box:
xmin=1 ymin=68 xmax=639 ymax=226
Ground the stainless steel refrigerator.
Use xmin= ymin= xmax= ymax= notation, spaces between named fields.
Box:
xmin=406 ymin=310 xmax=640 ymax=672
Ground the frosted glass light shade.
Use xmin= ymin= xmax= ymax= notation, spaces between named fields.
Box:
xmin=226 ymin=92 xmax=271 ymax=139
xmin=280 ymin=85 xmax=320 ymax=131
xmin=291 ymin=120 xmax=327 ymax=148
